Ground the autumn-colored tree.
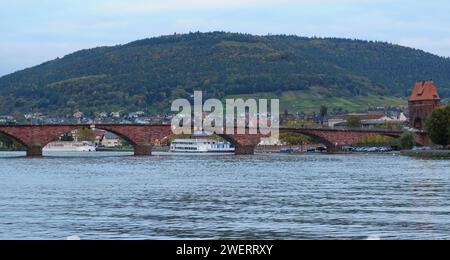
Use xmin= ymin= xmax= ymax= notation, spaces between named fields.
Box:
xmin=280 ymin=132 xmax=312 ymax=152
xmin=280 ymin=133 xmax=312 ymax=146
xmin=356 ymin=135 xmax=397 ymax=147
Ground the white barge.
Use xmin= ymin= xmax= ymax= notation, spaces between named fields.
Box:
xmin=43 ymin=141 xmax=96 ymax=152
xmin=170 ymin=139 xmax=235 ymax=153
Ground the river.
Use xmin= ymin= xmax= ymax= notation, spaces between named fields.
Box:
xmin=0 ymin=152 xmax=449 ymax=240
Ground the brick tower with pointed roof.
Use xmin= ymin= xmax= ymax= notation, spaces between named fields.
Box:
xmin=408 ymin=80 xmax=441 ymax=129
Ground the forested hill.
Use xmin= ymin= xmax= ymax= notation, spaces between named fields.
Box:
xmin=1 ymin=32 xmax=449 ymax=116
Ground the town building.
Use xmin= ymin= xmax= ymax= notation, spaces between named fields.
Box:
xmin=328 ymin=113 xmax=408 ymax=129
xmin=0 ymin=116 xmax=16 ymax=125
xmin=328 ymin=114 xmax=384 ymax=128
xmin=408 ymin=81 xmax=441 ymax=129
xmin=95 ymin=130 xmax=122 ymax=147
xmin=101 ymin=133 xmax=121 ymax=147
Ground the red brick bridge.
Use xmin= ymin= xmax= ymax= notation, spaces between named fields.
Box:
xmin=0 ymin=124 xmax=429 ymax=157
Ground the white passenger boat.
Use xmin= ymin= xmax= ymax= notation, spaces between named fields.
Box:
xmin=43 ymin=141 xmax=97 ymax=152
xmin=170 ymin=139 xmax=235 ymax=153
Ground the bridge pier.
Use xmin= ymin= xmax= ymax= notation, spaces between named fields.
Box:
xmin=327 ymin=145 xmax=340 ymax=154
xmin=134 ymin=144 xmax=152 ymax=156
xmin=27 ymin=145 xmax=43 ymax=157
xmin=235 ymin=145 xmax=256 ymax=155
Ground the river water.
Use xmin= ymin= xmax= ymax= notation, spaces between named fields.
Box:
xmin=0 ymin=151 xmax=449 ymax=240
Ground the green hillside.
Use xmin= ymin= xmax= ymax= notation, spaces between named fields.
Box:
xmin=228 ymin=90 xmax=407 ymax=114
xmin=0 ymin=32 xmax=449 ymax=116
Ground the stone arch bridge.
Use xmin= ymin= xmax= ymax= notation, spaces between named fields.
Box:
xmin=0 ymin=124 xmax=430 ymax=157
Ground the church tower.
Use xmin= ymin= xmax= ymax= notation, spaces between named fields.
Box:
xmin=408 ymin=81 xmax=441 ymax=129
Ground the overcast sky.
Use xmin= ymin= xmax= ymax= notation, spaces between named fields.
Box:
xmin=1 ymin=0 xmax=449 ymax=76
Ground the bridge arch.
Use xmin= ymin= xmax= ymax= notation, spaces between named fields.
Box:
xmin=0 ymin=124 xmax=167 ymax=157
xmin=40 ymin=125 xmax=155 ymax=157
xmin=90 ymin=126 xmax=137 ymax=147
xmin=217 ymin=134 xmax=261 ymax=155
xmin=43 ymin=125 xmax=140 ymax=147
xmin=280 ymin=129 xmax=336 ymax=152
xmin=280 ymin=128 xmax=404 ymax=152
xmin=0 ymin=129 xmax=28 ymax=149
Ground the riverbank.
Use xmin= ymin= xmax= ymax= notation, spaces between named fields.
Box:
xmin=401 ymin=150 xmax=450 ymax=159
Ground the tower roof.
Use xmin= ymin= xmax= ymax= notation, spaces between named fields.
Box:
xmin=409 ymin=81 xmax=441 ymax=101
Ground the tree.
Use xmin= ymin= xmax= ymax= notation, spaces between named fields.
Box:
xmin=76 ymin=128 xmax=96 ymax=142
xmin=399 ymin=132 xmax=415 ymax=150
xmin=356 ymin=135 xmax=398 ymax=147
xmin=280 ymin=133 xmax=312 ymax=145
xmin=426 ymin=105 xmax=450 ymax=147
xmin=120 ymin=139 xmax=131 ymax=147
xmin=320 ymin=105 xmax=328 ymax=125
xmin=280 ymin=133 xmax=312 ymax=151
xmin=347 ymin=115 xmax=362 ymax=128
xmin=0 ymin=133 xmax=13 ymax=149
